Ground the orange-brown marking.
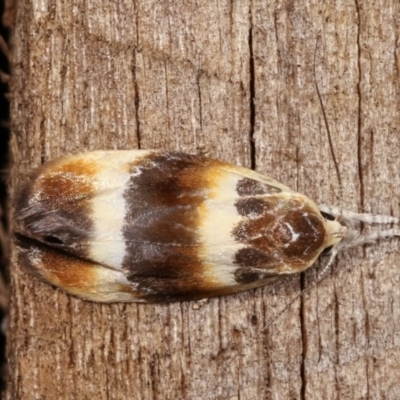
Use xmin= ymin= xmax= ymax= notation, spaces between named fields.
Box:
xmin=38 ymin=248 xmax=99 ymax=291
xmin=36 ymin=158 xmax=99 ymax=207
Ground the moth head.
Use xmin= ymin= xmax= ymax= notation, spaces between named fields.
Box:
xmin=321 ymin=214 xmax=348 ymax=250
xmin=232 ymin=192 xmax=348 ymax=275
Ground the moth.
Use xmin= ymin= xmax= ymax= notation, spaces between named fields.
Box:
xmin=15 ymin=150 xmax=399 ymax=303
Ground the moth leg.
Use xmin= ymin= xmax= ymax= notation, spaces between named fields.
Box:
xmin=196 ymin=143 xmax=210 ymax=158
xmin=319 ymin=204 xmax=399 ymax=226
xmin=192 ymin=298 xmax=209 ymax=310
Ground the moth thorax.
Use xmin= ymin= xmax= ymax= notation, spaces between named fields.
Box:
xmin=269 ymin=211 xmax=326 ymax=257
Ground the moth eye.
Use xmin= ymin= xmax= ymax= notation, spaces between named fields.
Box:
xmin=42 ymin=235 xmax=64 ymax=245
xmin=322 ymin=245 xmax=333 ymax=254
xmin=320 ymin=211 xmax=335 ymax=221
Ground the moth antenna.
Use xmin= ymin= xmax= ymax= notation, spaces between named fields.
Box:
xmin=314 ymin=35 xmax=344 ymax=215
xmin=258 ymin=37 xmax=345 ymax=328
xmin=257 ymin=37 xmax=345 ymax=336
xmin=318 ymin=204 xmax=400 ymax=227
xmin=213 ymin=38 xmax=348 ymax=398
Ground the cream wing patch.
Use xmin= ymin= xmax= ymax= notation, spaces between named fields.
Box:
xmin=197 ymin=169 xmax=248 ymax=286
xmin=87 ymin=150 xmax=156 ymax=269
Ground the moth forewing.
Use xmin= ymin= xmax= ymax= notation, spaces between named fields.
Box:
xmin=15 ymin=150 xmax=350 ymax=302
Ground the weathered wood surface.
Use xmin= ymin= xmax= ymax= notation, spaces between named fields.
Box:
xmin=7 ymin=1 xmax=400 ymax=399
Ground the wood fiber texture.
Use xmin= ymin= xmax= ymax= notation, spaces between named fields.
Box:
xmin=7 ymin=1 xmax=400 ymax=399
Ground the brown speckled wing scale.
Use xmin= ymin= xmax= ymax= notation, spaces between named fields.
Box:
xmin=15 ymin=150 xmax=345 ymax=302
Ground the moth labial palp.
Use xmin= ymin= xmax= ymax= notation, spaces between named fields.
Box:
xmin=14 ymin=150 xmax=400 ymax=303
xmin=318 ymin=204 xmax=400 ymax=250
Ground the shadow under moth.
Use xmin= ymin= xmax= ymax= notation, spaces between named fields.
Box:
xmin=14 ymin=150 xmax=400 ymax=303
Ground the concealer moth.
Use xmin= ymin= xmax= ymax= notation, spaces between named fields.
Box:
xmin=14 ymin=149 xmax=400 ymax=303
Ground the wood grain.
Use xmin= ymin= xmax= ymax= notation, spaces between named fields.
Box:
xmin=7 ymin=1 xmax=400 ymax=399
